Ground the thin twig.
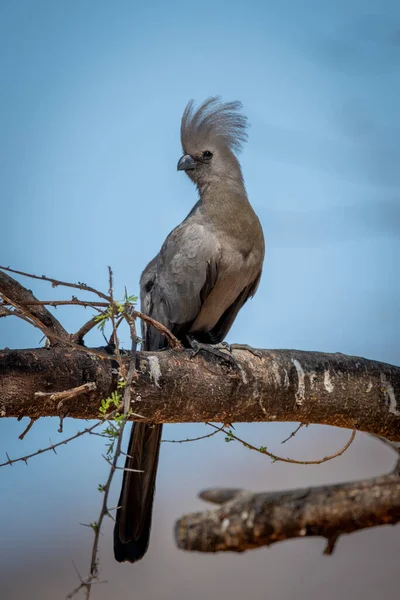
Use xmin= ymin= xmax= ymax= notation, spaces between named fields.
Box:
xmin=1 ymin=298 xmax=113 ymax=359
xmin=34 ymin=382 xmax=97 ymax=403
xmin=0 ymin=265 xmax=110 ymax=301
xmin=1 ymin=421 xmax=103 ymax=467
xmin=206 ymin=423 xmax=357 ymax=465
xmin=324 ymin=534 xmax=339 ymax=555
xmin=18 ymin=418 xmax=37 ymax=440
xmin=133 ymin=308 xmax=183 ymax=349
xmin=107 ymin=316 xmax=124 ymax=348
xmin=66 ymin=578 xmax=107 ymax=600
xmin=162 ymin=429 xmax=219 ymax=444
xmin=102 ymin=454 xmax=143 ymax=473
xmin=42 ymin=325 xmax=115 ymax=360
xmin=1 ymin=299 xmax=108 ymax=308
xmin=81 ymin=299 xmax=140 ymax=599
xmin=281 ymin=423 xmax=306 ymax=444
xmin=108 ymin=267 xmax=123 ymax=375
xmin=0 ymin=306 xmax=35 ymax=326
xmin=84 ymin=418 xmax=126 ymax=594
xmin=72 ymin=315 xmax=106 ymax=344
xmin=1 ymin=272 xmax=181 ymax=350
xmin=122 ymin=311 xmax=139 ymax=412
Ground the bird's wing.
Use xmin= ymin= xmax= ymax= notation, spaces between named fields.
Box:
xmin=139 ymin=255 xmax=158 ymax=349
xmin=145 ymin=220 xmax=220 ymax=343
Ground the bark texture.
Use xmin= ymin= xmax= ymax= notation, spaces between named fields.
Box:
xmin=175 ymin=473 xmax=400 ymax=553
xmin=0 ymin=346 xmax=399 ymax=442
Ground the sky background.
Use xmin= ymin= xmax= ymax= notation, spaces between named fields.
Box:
xmin=0 ymin=1 xmax=399 ymax=598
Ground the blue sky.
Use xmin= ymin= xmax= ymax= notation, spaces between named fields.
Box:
xmin=0 ymin=1 xmax=399 ymax=598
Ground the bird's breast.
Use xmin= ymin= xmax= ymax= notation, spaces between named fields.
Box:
xmin=190 ymin=241 xmax=262 ymax=334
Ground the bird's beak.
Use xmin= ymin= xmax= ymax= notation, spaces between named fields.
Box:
xmin=177 ymin=154 xmax=197 ymax=171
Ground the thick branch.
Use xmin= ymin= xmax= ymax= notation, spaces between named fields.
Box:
xmin=175 ymin=473 xmax=400 ymax=553
xmin=0 ymin=271 xmax=68 ymax=342
xmin=0 ymin=346 xmax=399 ymax=441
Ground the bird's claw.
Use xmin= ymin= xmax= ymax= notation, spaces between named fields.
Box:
xmin=218 ymin=341 xmax=232 ymax=353
xmin=230 ymin=344 xmax=263 ymax=358
xmin=188 ymin=338 xmax=239 ymax=369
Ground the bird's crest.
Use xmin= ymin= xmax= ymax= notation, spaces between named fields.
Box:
xmin=181 ymin=97 xmax=248 ymax=155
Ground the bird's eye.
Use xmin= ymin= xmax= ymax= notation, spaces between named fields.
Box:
xmin=202 ymin=150 xmax=213 ymax=161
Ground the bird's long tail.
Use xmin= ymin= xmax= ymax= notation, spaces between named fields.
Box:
xmin=113 ymin=421 xmax=163 ymax=562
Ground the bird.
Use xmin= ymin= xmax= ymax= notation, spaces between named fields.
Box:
xmin=114 ymin=97 xmax=265 ymax=563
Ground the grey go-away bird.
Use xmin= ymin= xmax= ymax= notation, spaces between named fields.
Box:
xmin=114 ymin=97 xmax=265 ymax=563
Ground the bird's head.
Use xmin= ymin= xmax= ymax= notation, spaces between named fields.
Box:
xmin=177 ymin=97 xmax=248 ymax=189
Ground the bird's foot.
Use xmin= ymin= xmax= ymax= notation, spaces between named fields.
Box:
xmin=187 ymin=337 xmax=238 ymax=369
xmin=230 ymin=344 xmax=263 ymax=359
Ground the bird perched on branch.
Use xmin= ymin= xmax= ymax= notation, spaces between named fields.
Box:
xmin=114 ymin=97 xmax=265 ymax=562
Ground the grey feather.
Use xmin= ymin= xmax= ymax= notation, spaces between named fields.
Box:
xmin=181 ymin=97 xmax=248 ymax=156
xmin=155 ymin=217 xmax=221 ymax=326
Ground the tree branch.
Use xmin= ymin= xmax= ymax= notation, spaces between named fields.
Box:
xmin=175 ymin=470 xmax=400 ymax=554
xmin=0 ymin=270 xmax=68 ymax=342
xmin=2 ymin=268 xmax=399 ymax=564
xmin=0 ymin=346 xmax=399 ymax=441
